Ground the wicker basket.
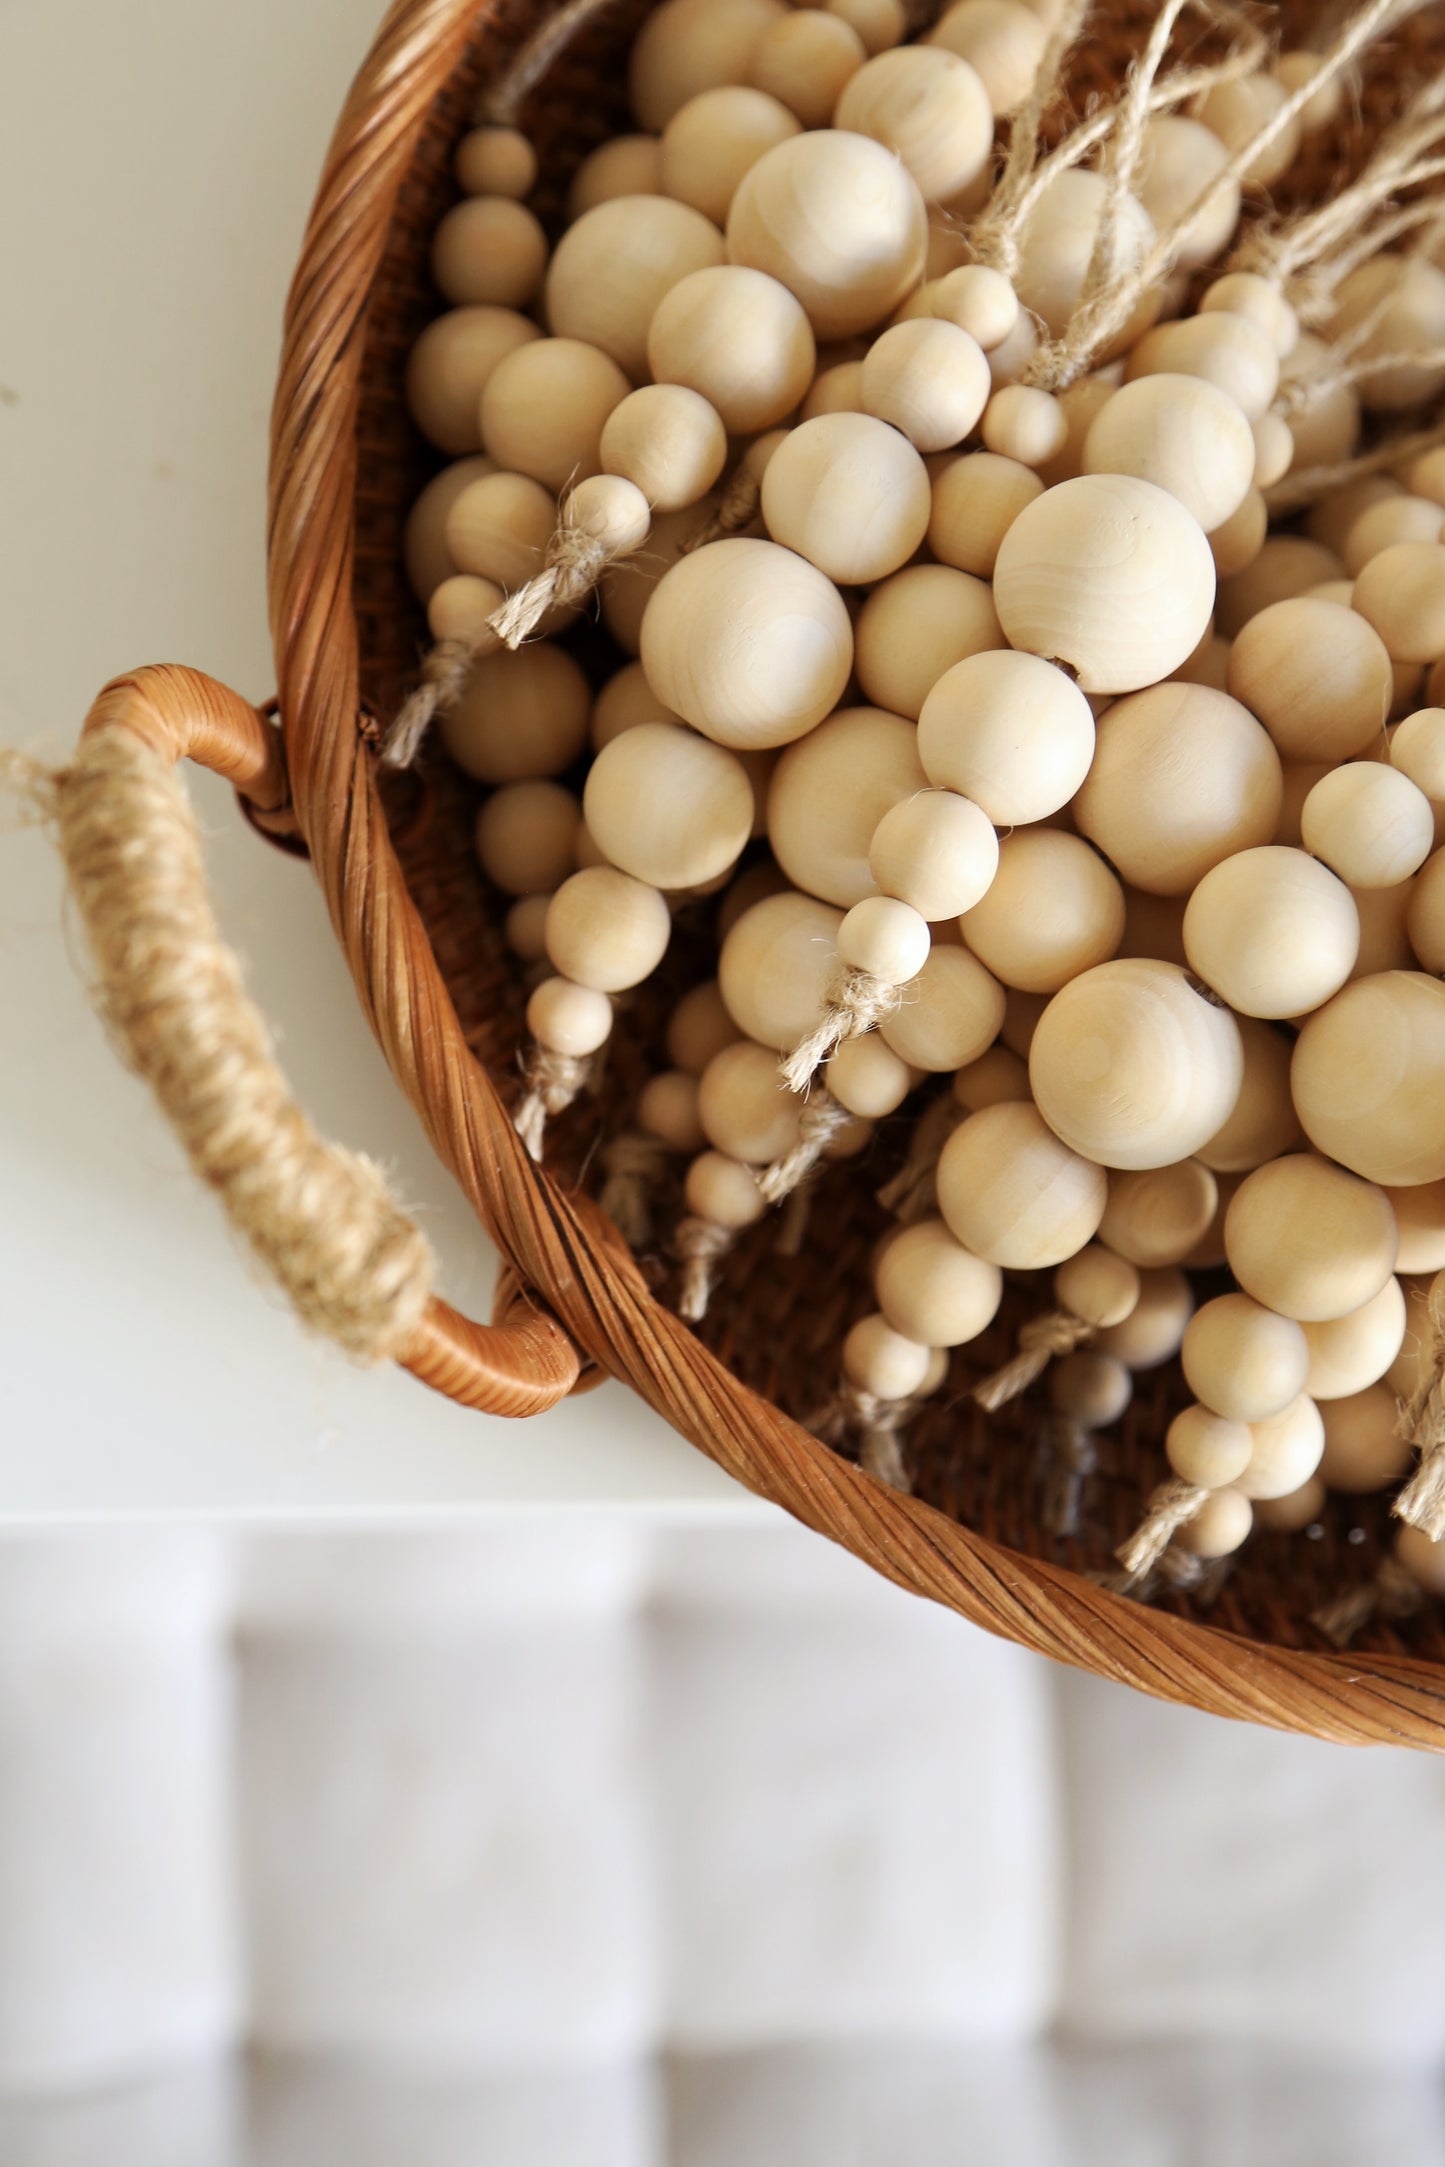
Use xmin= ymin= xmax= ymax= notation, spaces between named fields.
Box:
xmin=59 ymin=0 xmax=1445 ymax=1749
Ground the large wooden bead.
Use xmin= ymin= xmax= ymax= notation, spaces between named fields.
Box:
xmin=1096 ymin=1265 xmax=1193 ymax=1367
xmin=1291 ymin=970 xmax=1445 ymax=1186
xmin=1327 ymin=256 xmax=1445 ymax=414
xmin=1200 ymin=271 xmax=1298 ymax=359
xmin=603 ymin=502 xmax=715 ymax=656
xmin=854 ymin=564 xmax=1002 ymax=720
xmin=697 ymin=1039 xmax=803 ymax=1161
xmin=827 ymin=1031 xmax=914 ymax=1117
xmin=869 ymin=789 xmax=999 ymax=921
xmin=1227 ymin=597 xmax=1392 ymax=762
xmin=649 ymin=263 xmax=815 ymax=432
xmin=427 ymin=574 xmax=503 ymax=646
xmin=1302 ymin=1278 xmax=1407 ymax=1401
xmin=1076 ymin=683 xmax=1282 ymax=893
xmin=1126 ymin=312 xmax=1279 ymax=422
xmin=474 ymin=780 xmax=580 ymax=896
xmin=835 ymin=48 xmax=992 ymax=202
xmin=1183 ymin=846 xmax=1358 ymax=1019
xmin=1029 ymin=959 xmax=1243 ymax=1172
xmin=1237 ymin=1394 xmax=1325 ymax=1502
xmin=406 ymin=306 xmax=540 ymax=454
xmin=1224 ymin=1154 xmax=1398 ymax=1322
xmin=1100 ymin=1160 xmax=1219 ymax=1271
xmin=918 ymin=649 xmax=1094 ymax=822
xmin=960 ymin=829 xmax=1124 ymax=993
xmin=545 ymin=868 xmax=671 ymax=992
xmin=876 ymin=1217 xmax=1003 ymax=1345
xmin=545 ymin=195 xmax=725 ymax=379
xmin=1055 ymin=1243 xmax=1139 ymax=1328
xmin=727 ymin=129 xmax=927 ymax=338
xmin=659 ymin=85 xmax=800 ymax=222
xmin=992 ymin=474 xmax=1216 ymax=693
xmin=1197 ymin=1016 xmax=1302 ymax=1172
xmin=444 ymin=470 xmax=553 ymax=588
xmin=641 ymin=536 xmax=853 ymax=749
xmin=930 ymin=264 xmax=1019 ymax=351
xmin=878 ymin=944 xmax=1005 ymax=1071
xmin=860 ymin=318 xmax=991 ymax=453
xmin=431 ymin=197 xmax=548 ymax=309
xmin=629 ymin=0 xmax=786 ymax=128
xmin=1176 ymin=1488 xmax=1253 ymax=1556
xmin=1389 ymin=1180 xmax=1445 ymax=1273
xmin=1409 ymin=848 xmax=1445 ymax=973
xmin=1300 ymin=763 xmax=1434 ymax=890
xmin=719 ymin=888 xmax=843 ymax=1047
xmin=928 ymin=452 xmax=1043 ymax=576
xmin=686 ymin=1148 xmax=769 ymax=1232
xmin=981 ymin=385 xmax=1068 ymax=468
xmin=442 ymin=644 xmax=591 ymax=783
xmin=937 ymin=1100 xmax=1107 ymax=1268
xmin=1082 ymin=374 xmax=1254 ymax=534
xmin=844 ymin=1313 xmax=933 ymax=1399
xmin=480 ymin=338 xmax=630 ymax=492
xmin=1353 ymin=542 xmax=1445 ymax=665
xmin=1015 ymin=170 xmax=1154 ymax=343
xmin=527 ymin=975 xmax=613 ymax=1056
xmin=591 ymin=660 xmax=676 ymax=750
xmin=768 ymin=705 xmax=926 ymax=906
xmin=749 ymin=9 xmax=865 ymax=122
xmin=584 ymin=722 xmax=753 ymax=890
xmin=1195 ymin=69 xmax=1301 ymax=185
xmin=927 ymin=0 xmax=1046 ymax=115
xmin=404 ymin=455 xmax=496 ymax=600
xmin=668 ymin=980 xmax=743 ymax=1073
xmin=1166 ymin=1405 xmax=1253 ymax=1489
xmin=761 ymin=412 xmax=931 ymax=584
xmin=1049 ymin=1351 xmax=1132 ymax=1428
xmin=1181 ymin=1292 xmax=1309 ymax=1423
xmin=600 ymin=384 xmax=727 ymax=513
xmin=1319 ymin=1385 xmax=1414 ymax=1494
xmin=1135 ymin=115 xmax=1239 ymax=268
xmin=570 ymin=137 xmax=664 ymax=217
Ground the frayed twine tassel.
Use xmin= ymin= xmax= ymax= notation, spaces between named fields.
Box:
xmin=488 ymin=523 xmax=613 ymax=650
xmin=1041 ymin=1414 xmax=1098 ymax=1540
xmin=758 ymin=1090 xmax=852 ymax=1204
xmin=1311 ymin=1555 xmax=1424 ymax=1649
xmin=1116 ymin=1478 xmax=1210 ymax=1581
xmin=972 ymin=1309 xmax=1094 ymax=1412
xmin=774 ymin=1177 xmax=815 ymax=1258
xmin=808 ymin=1381 xmax=918 ymax=1491
xmin=680 ymin=457 xmax=766 ymax=554
xmin=674 ymin=1216 xmax=735 ymax=1321
xmin=597 ymin=1130 xmax=670 ymax=1249
xmin=1265 ymin=415 xmax=1445 ymax=514
xmin=780 ymin=968 xmax=904 ymax=1094
xmin=381 ymin=635 xmax=492 ymax=770
xmin=876 ymin=1091 xmax=958 ymax=1224
xmin=513 ymin=1047 xmax=591 ymax=1163
xmin=1394 ymin=1268 xmax=1445 ymax=1536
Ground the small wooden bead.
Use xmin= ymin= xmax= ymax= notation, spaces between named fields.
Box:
xmin=992 ymin=474 xmax=1216 ymax=694
xmin=1126 ymin=313 xmax=1279 ymax=423
xmin=1082 ymin=373 xmax=1254 ymax=534
xmin=1199 ymin=272 xmax=1298 ymax=360
xmin=1226 ymin=598 xmax=1392 ymax=763
xmin=838 ymin=896 xmax=931 ymax=984
xmin=1096 ymin=1265 xmax=1194 ymax=1368
xmin=474 ymin=780 xmax=581 ymax=896
xmin=404 ymin=455 xmax=496 ymax=600
xmin=1183 ymin=846 xmax=1359 ymax=1019
xmin=546 ymin=195 xmax=725 ymax=379
xmin=927 ymin=0 xmax=1045 ymax=115
xmin=426 ymin=572 xmax=504 ymax=645
xmin=960 ymin=829 xmax=1123 ymax=994
xmin=1251 ymin=411 xmax=1293 ymax=490
xmin=1353 ymin=542 xmax=1445 ymax=667
xmin=768 ymin=704 xmax=926 ymax=905
xmin=1195 ymin=71 xmax=1301 ymax=187
xmin=629 ymin=0 xmax=787 ymax=130
xmin=545 ymin=868 xmax=671 ymax=992
xmin=748 ymin=9 xmax=865 ymax=122
xmin=1397 ymin=1521 xmax=1445 ymax=1596
xmin=1301 ymin=763 xmax=1434 ymax=890
xmin=599 ymin=384 xmax=727 ymax=514
xmin=668 ymin=980 xmax=743 ymax=1073
xmin=1216 ymin=534 xmax=1345 ymax=639
xmin=878 ymin=944 xmax=1005 ymax=1072
xmin=649 ymin=263 xmax=815 ymax=432
xmin=870 ymin=789 xmax=999 ymax=921
xmin=659 ymin=86 xmax=800 ymax=224
xmin=603 ymin=501 xmax=715 ymax=656
xmin=406 ymin=306 xmax=541 ymax=455
xmin=727 ymin=129 xmax=927 ymax=339
xmin=952 ymin=1042 xmax=1031 ymax=1111
xmin=1409 ymin=848 xmax=1445 ymax=972
xmin=455 ymin=125 xmax=538 ymax=199
xmin=431 ymin=197 xmax=548 ymax=309
xmin=1101 ymin=1160 xmax=1220 ymax=1271
xmin=761 ymin=412 xmax=931 ymax=584
xmin=444 ymin=470 xmax=554 ymax=588
xmin=638 ymin=1070 xmax=706 ymax=1153
xmin=504 ymin=892 xmax=552 ymax=962
xmin=1181 ymin=1292 xmax=1309 ymax=1423
xmin=1015 ymin=170 xmax=1154 ymax=344
xmin=1305 ymin=475 xmax=1400 ymax=559
xmin=982 ymin=385 xmax=1068 ymax=468
xmin=1135 ymin=115 xmax=1240 ymax=269
xmin=585 ymin=721 xmax=753 ymax=891
xmin=1029 ymin=958 xmax=1243 ymax=1172
xmin=719 ymin=888 xmax=844 ymax=1048
xmin=442 ymin=644 xmax=591 ymax=783
xmin=1166 ymin=1405 xmax=1253 ymax=1489
xmin=1252 ymin=1476 xmax=1326 ymax=1532
xmin=1197 ymin=1016 xmax=1301 ymax=1173
xmin=1327 ymin=257 xmax=1445 ymax=415
xmin=591 ymin=661 xmax=675 ymax=751
xmin=876 ymin=1216 xmax=1002 ymax=1345
xmin=834 ymin=47 xmax=992 ymax=203
xmin=527 ymin=975 xmax=613 ymax=1056
xmin=685 ymin=1148 xmax=769 ymax=1229
xmin=1292 ymin=969 xmax=1445 ymax=1186
xmin=860 ymin=318 xmax=991 ymax=453
xmin=1319 ymin=1384 xmax=1417 ymax=1493
xmin=843 ymin=1312 xmax=933 ymax=1399
xmin=641 ymin=536 xmax=853 ymax=750
xmin=1302 ymin=1277 xmax=1407 ymax=1402
xmin=1342 ymin=499 xmax=1445 ymax=583
xmin=802 ymin=361 xmax=865 ymax=420
xmin=1225 ymin=1153 xmax=1398 ymax=1324
xmin=826 ymin=0 xmax=906 ymax=52
xmin=929 ymin=266 xmax=1019 ymax=354
xmin=928 ymin=452 xmax=1042 ymax=577
xmin=1237 ymin=1394 xmax=1326 ymax=1503
xmin=1055 ymin=1244 xmax=1140 ymax=1329
xmin=1050 ymin=1351 xmax=1132 ymax=1428
xmin=480 ymin=337 xmax=631 ymax=492
xmin=827 ymin=1031 xmax=914 ymax=1117
xmin=563 ymin=474 xmax=652 ymax=561
xmin=1176 ymin=1488 xmax=1253 ymax=1556
xmin=854 ymin=564 xmax=1002 ymax=721
xmin=569 ymin=137 xmax=664 ymax=218
xmin=697 ymin=1039 xmax=803 ymax=1161
xmin=937 ymin=1100 xmax=1107 ymax=1268
xmin=918 ymin=649 xmax=1095 ymax=822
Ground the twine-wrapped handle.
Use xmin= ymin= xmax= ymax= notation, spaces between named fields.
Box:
xmin=20 ymin=664 xmax=583 ymax=1419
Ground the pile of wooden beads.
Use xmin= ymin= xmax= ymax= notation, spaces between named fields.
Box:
xmin=398 ymin=0 xmax=1445 ymax=1618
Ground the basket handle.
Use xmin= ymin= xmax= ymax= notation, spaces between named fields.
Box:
xmin=25 ymin=664 xmax=584 ymax=1418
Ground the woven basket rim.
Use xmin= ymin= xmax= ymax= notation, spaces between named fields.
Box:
xmin=262 ymin=0 xmax=1445 ymax=1749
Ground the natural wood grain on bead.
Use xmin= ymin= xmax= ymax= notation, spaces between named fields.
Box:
xmin=570 ymin=137 xmax=665 ymax=218
xmin=953 ymin=1042 xmax=1030 ymax=1110
xmin=546 ymin=195 xmax=725 ymax=379
xmin=441 ymin=644 xmax=591 ymax=783
xmin=749 ymin=8 xmax=866 ymax=123
xmin=600 ymin=384 xmax=728 ymax=512
xmin=1083 ymin=374 xmax=1254 ymax=534
xmin=1101 ymin=1160 xmax=1219 ymax=1270
xmin=1176 ymin=1488 xmax=1253 ymax=1556
xmin=761 ymin=412 xmax=931 ymax=584
xmin=719 ymin=888 xmax=844 ymax=1048
xmin=937 ymin=1099 xmax=1107 ymax=1268
xmin=1300 ymin=763 xmax=1435 ymax=890
xmin=768 ymin=705 xmax=927 ymax=907
xmin=834 ymin=47 xmax=992 ymax=203
xmin=1166 ymin=1405 xmax=1253 ymax=1489
xmin=698 ymin=1037 xmax=804 ymax=1161
xmin=1302 ymin=1277 xmax=1407 ymax=1401
xmin=1291 ymin=970 xmax=1445 ymax=1186
xmin=918 ymin=648 xmax=1094 ymax=822
xmin=1181 ymin=1292 xmax=1309 ymax=1423
xmin=927 ymin=0 xmax=1045 ymax=114
xmin=1225 ymin=1154 xmax=1399 ymax=1323
xmin=1095 ymin=1265 xmax=1194 ymax=1368
xmin=960 ymin=829 xmax=1123 ymax=993
xmin=1184 ymin=847 xmax=1358 ymax=1019
xmin=480 ymin=338 xmax=631 ymax=492
xmin=630 ymin=0 xmax=788 ymax=131
xmin=876 ymin=1216 xmax=1003 ymax=1345
xmin=855 ymin=564 xmax=1002 ymax=720
xmin=406 ymin=307 xmax=541 ymax=455
xmin=1197 ymin=1016 xmax=1301 ymax=1172
xmin=444 ymin=470 xmax=554 ymax=588
xmin=545 ymin=868 xmax=671 ymax=992
xmin=870 ymin=788 xmax=999 ymax=920
xmin=527 ymin=975 xmax=614 ymax=1057
xmin=649 ymin=263 xmax=816 ymax=432
xmin=878 ymin=943 xmax=1006 ymax=1072
xmin=727 ymin=129 xmax=928 ymax=338
xmin=860 ymin=318 xmax=991 ymax=452
xmin=659 ymin=85 xmax=800 ymax=224
xmin=585 ymin=721 xmax=753 ymax=890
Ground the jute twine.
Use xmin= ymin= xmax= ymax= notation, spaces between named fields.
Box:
xmin=514 ymin=1045 xmax=592 ymax=1162
xmin=876 ymin=1090 xmax=958 ymax=1222
xmin=1311 ymin=1554 xmax=1424 ymax=1649
xmin=774 ymin=1175 xmax=815 ymax=1258
xmin=1041 ymin=1413 xmax=1098 ymax=1540
xmin=758 ymin=1089 xmax=853 ymax=1205
xmin=1266 ymin=415 xmax=1445 ymax=514
xmin=973 ymin=1309 xmax=1094 ymax=1412
xmin=2 ymin=735 xmax=434 ymax=1364
xmin=488 ymin=523 xmax=613 ymax=649
xmin=779 ymin=968 xmax=904 ymax=1094
xmin=674 ymin=1215 xmax=735 ymax=1322
xmin=597 ymin=1128 xmax=669 ymax=1248
xmin=477 ymin=0 xmax=621 ymax=124
xmin=1394 ymin=1268 xmax=1445 ymax=1538
xmin=381 ymin=635 xmax=493 ymax=769
xmin=680 ymin=456 xmax=766 ymax=554
xmin=1116 ymin=1478 xmax=1210 ymax=1580
xmin=808 ymin=1380 xmax=918 ymax=1491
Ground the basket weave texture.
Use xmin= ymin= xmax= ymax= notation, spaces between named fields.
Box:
xmin=100 ymin=0 xmax=1445 ymax=1746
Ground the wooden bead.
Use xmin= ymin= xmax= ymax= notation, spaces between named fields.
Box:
xmin=1049 ymin=1351 xmax=1132 ymax=1427
xmin=801 ymin=361 xmax=864 ymax=420
xmin=444 ymin=470 xmax=553 ymax=588
xmin=1082 ymin=373 xmax=1254 ymax=534
xmin=668 ymin=979 xmax=743 ymax=1073
xmin=1224 ymin=1152 xmax=1398 ymax=1323
xmin=1318 ymin=1383 xmax=1414 ymax=1495
xmin=1301 ymin=763 xmax=1434 ymax=890
xmin=936 ymin=1100 xmax=1107 ymax=1268
xmin=1353 ymin=542 xmax=1445 ymax=667
xmin=1302 ymin=1277 xmax=1407 ymax=1402
xmin=860 ymin=319 xmax=990 ymax=453
xmin=584 ymin=721 xmax=753 ymax=891
xmin=1096 ymin=1265 xmax=1194 ymax=1368
xmin=928 ymin=452 xmax=1042 ymax=577
xmin=761 ymin=412 xmax=930 ymax=584
xmin=638 ymin=1070 xmax=706 ymax=1153
xmin=953 ymin=1042 xmax=1031 ymax=1111
xmin=1015 ymin=170 xmax=1154 ymax=344
xmin=527 ymin=975 xmax=614 ymax=1056
xmin=569 ymin=137 xmax=664 ymax=218
xmin=426 ymin=572 xmax=504 ymax=646
xmin=926 ymin=267 xmax=1016 ymax=355
xmin=1280 ymin=336 xmax=1360 ymax=475
xmin=927 ymin=0 xmax=1045 ymax=115
xmin=876 ymin=1217 xmax=1003 ymax=1345
xmin=984 ymin=304 xmax=1040 ymax=387
xmin=474 ymin=780 xmax=580 ymax=896
xmin=1252 ymin=1476 xmax=1326 ymax=1531
xmin=1206 ymin=488 xmax=1267 ymax=580
xmin=406 ymin=306 xmax=540 ymax=455
xmin=1343 ymin=501 xmax=1445 ymax=585
xmin=1390 ymin=707 xmax=1445 ymax=806
xmin=1183 ymin=846 xmax=1358 ymax=1018
xmin=1029 ymin=958 xmax=1243 ymax=1172
xmin=834 ymin=48 xmax=992 ymax=203
xmin=1126 ymin=313 xmax=1279 ymax=423
xmin=599 ymin=385 xmax=727 ymax=514
xmin=918 ymin=648 xmax=1094 ymax=822
xmin=827 ymin=1031 xmax=914 ymax=1117
xmin=455 ymin=125 xmax=537 ymax=199
xmin=727 ymin=129 xmax=927 ymax=339
xmin=547 ymin=195 xmax=725 ymax=379
xmin=1238 ymin=1394 xmax=1326 ymax=1502
xmin=404 ymin=455 xmax=495 ymax=600
xmin=685 ymin=1148 xmax=769 ymax=1229
xmin=749 ymin=9 xmax=865 ymax=122
xmin=1291 ymin=969 xmax=1445 ymax=1186
xmin=1397 ymin=1521 xmax=1445 ymax=1595
xmin=854 ymin=564 xmax=1002 ymax=720
xmin=843 ymin=1312 xmax=933 ymax=1399
xmin=431 ymin=196 xmax=547 ymax=309
xmin=1055 ymin=1244 xmax=1140 ymax=1329
xmin=603 ymin=501 xmax=713 ymax=656
xmin=1135 ymin=115 xmax=1240 ymax=269
xmin=1227 ymin=597 xmax=1392 ymax=762
xmin=1195 ymin=71 xmax=1301 ymax=187
xmin=826 ymin=0 xmax=906 ymax=52
xmin=1216 ymin=534 xmax=1344 ymax=640
xmin=1101 ymin=1160 xmax=1220 ymax=1271
xmin=982 ymin=385 xmax=1068 ymax=468
xmin=1074 ymin=682 xmax=1280 ymax=895
xmin=591 ymin=661 xmax=675 ymax=751
xmin=1327 ymin=257 xmax=1445 ymax=415
xmin=545 ymin=868 xmax=670 ymax=992
xmin=504 ymin=892 xmax=552 ymax=962
xmin=480 ymin=337 xmax=630 ymax=492
xmin=838 ymin=896 xmax=931 ymax=984
xmin=650 ymin=264 xmax=815 ymax=434
xmin=870 ymin=789 xmax=999 ymax=921
xmin=1251 ymin=411 xmax=1294 ymax=490
xmin=878 ymin=944 xmax=1005 ymax=1071
xmin=1409 ymin=847 xmax=1445 ymax=972
xmin=719 ymin=888 xmax=843 ymax=1048
xmin=629 ymin=0 xmax=787 ymax=131
xmin=1305 ymin=475 xmax=1400 ymax=559
xmin=1199 ymin=271 xmax=1298 ymax=359
xmin=992 ymin=474 xmax=1216 ymax=694
xmin=1166 ymin=1405 xmax=1253 ymax=1489
xmin=1181 ymin=1292 xmax=1309 ymax=1423
xmin=1175 ymin=1488 xmax=1253 ymax=1556
xmin=960 ymin=830 xmax=1123 ymax=994
xmin=767 ymin=705 xmax=925 ymax=905
xmin=659 ymin=86 xmax=800 ymax=224
xmin=641 ymin=536 xmax=853 ymax=749
xmin=1197 ymin=1016 xmax=1301 ymax=1173
xmin=1273 ymin=48 xmax=1345 ymax=132
xmin=441 ymin=644 xmax=591 ymax=783
xmin=1389 ymin=1180 xmax=1445 ymax=1273
xmin=697 ymin=1038 xmax=803 ymax=1161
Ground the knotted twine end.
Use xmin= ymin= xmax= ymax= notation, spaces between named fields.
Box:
xmin=597 ymin=1129 xmax=669 ymax=1249
xmin=489 ymin=523 xmax=612 ymax=650
xmin=1393 ymin=1270 xmax=1445 ymax=1536
xmin=973 ymin=1309 xmax=1093 ymax=1413
xmin=674 ymin=1215 xmax=735 ymax=1321
xmin=1311 ymin=1554 xmax=1425 ymax=1649
xmin=680 ymin=459 xmax=765 ymax=554
xmin=758 ymin=1089 xmax=852 ymax=1204
xmin=1041 ymin=1413 xmax=1098 ymax=1539
xmin=381 ymin=636 xmax=487 ymax=770
xmin=513 ymin=1046 xmax=591 ymax=1162
xmin=876 ymin=1090 xmax=958 ymax=1223
xmin=780 ymin=969 xmax=903 ymax=1095
xmin=807 ymin=1380 xmax=917 ymax=1491
xmin=1116 ymin=1478 xmax=1210 ymax=1581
